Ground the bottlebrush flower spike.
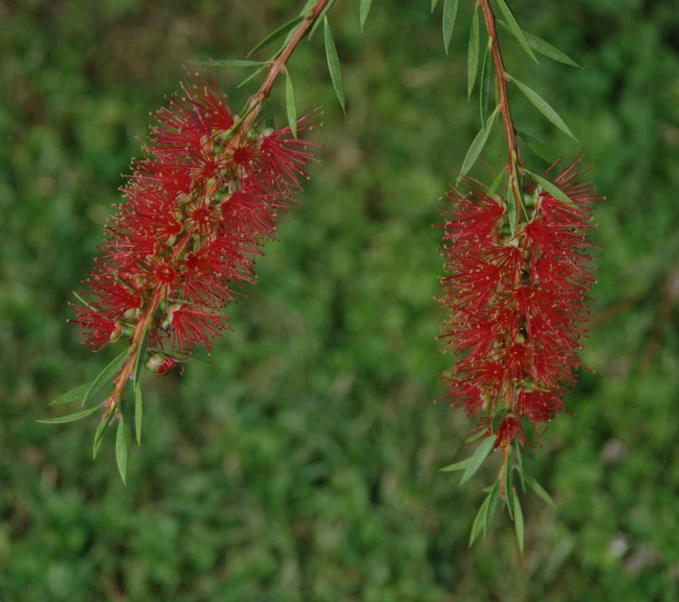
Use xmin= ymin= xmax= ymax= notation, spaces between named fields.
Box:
xmin=74 ymin=71 xmax=318 ymax=366
xmin=439 ymin=156 xmax=601 ymax=449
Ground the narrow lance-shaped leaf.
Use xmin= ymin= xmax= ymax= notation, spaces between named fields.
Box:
xmin=494 ymin=0 xmax=538 ymax=63
xmin=279 ymin=0 xmax=315 ymax=48
xmin=285 ymin=69 xmax=297 ymax=139
xmin=514 ymin=443 xmax=526 ymax=493
xmin=49 ymin=382 xmax=92 ymax=406
xmin=308 ymin=0 xmax=336 ymax=40
xmin=324 ymin=17 xmax=346 ymax=113
xmin=524 ymin=169 xmax=579 ymax=210
xmin=528 ymin=476 xmax=558 ymax=509
xmin=439 ymin=457 xmax=472 ymax=472
xmin=134 ymin=330 xmax=149 ymax=391
xmin=505 ymin=459 xmax=515 ymax=520
xmin=237 ymin=63 xmax=267 ymax=89
xmin=93 ymin=410 xmax=115 ymax=459
xmin=459 ymin=108 xmax=499 ymax=178
xmin=469 ymin=494 xmax=491 ymax=547
xmin=246 ymin=14 xmax=305 ymax=58
xmin=512 ymin=77 xmax=577 ymax=140
xmin=507 ymin=176 xmax=517 ymax=237
xmin=467 ymin=5 xmax=480 ymax=100
xmin=479 ymin=41 xmax=492 ymax=131
xmin=116 ymin=417 xmax=130 ymax=485
xmin=189 ymin=59 xmax=265 ymax=68
xmin=442 ymin=0 xmax=459 ymax=54
xmin=497 ymin=21 xmax=581 ymax=68
xmin=486 ymin=168 xmax=506 ymax=197
xmin=513 ymin=162 xmax=530 ymax=222
xmin=518 ymin=130 xmax=560 ymax=165
xmin=37 ymin=404 xmax=102 ymax=424
xmin=431 ymin=0 xmax=439 ymax=12
xmin=460 ymin=435 xmax=495 ymax=486
xmin=135 ymin=383 xmax=143 ymax=446
xmin=82 ymin=346 xmax=132 ymax=407
xmin=513 ymin=492 xmax=525 ymax=553
xmin=264 ymin=98 xmax=276 ymax=130
xmin=359 ymin=0 xmax=372 ymax=31
xmin=485 ymin=477 xmax=501 ymax=536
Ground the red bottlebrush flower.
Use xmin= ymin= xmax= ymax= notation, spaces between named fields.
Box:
xmin=438 ymin=156 xmax=602 ymax=448
xmin=494 ymin=416 xmax=525 ymax=449
xmin=74 ymin=70 xmax=318 ymax=374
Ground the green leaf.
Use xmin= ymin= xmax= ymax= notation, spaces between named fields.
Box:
xmin=460 ymin=436 xmax=495 ymax=486
xmin=512 ymin=78 xmax=577 ymax=140
xmin=524 ymin=169 xmax=579 ymax=210
xmin=494 ymin=0 xmax=538 ymax=63
xmin=486 ymin=168 xmax=506 ymax=197
xmin=37 ymin=404 xmax=102 ymax=424
xmin=134 ymin=330 xmax=149 ymax=391
xmin=247 ymin=14 xmax=305 ymax=58
xmin=505 ymin=461 xmax=515 ymax=520
xmin=93 ymin=411 xmax=114 ymax=460
xmin=507 ymin=179 xmax=517 ymax=237
xmin=513 ymin=492 xmax=525 ymax=553
xmin=485 ymin=477 xmax=501 ymax=536
xmin=497 ymin=21 xmax=581 ymax=68
xmin=324 ymin=17 xmax=346 ymax=113
xmin=479 ymin=42 xmax=492 ymax=130
xmin=442 ymin=0 xmax=459 ymax=54
xmin=188 ymin=59 xmax=265 ymax=68
xmin=513 ymin=162 xmax=529 ymax=222
xmin=308 ymin=0 xmax=336 ymax=40
xmin=514 ymin=443 xmax=526 ymax=493
xmin=135 ymin=384 xmax=143 ymax=445
xmin=285 ymin=69 xmax=297 ymax=139
xmin=134 ymin=385 xmax=144 ymax=445
xmin=82 ymin=347 xmax=131 ymax=407
xmin=49 ymin=383 xmax=91 ymax=406
xmin=264 ymin=98 xmax=276 ymax=130
xmin=431 ymin=0 xmax=439 ymax=12
xmin=237 ymin=63 xmax=267 ymax=89
xmin=467 ymin=5 xmax=480 ymax=100
xmin=116 ymin=417 xmax=130 ymax=485
xmin=528 ymin=476 xmax=558 ymax=509
xmin=359 ymin=0 xmax=372 ymax=31
xmin=469 ymin=494 xmax=491 ymax=547
xmin=459 ymin=108 xmax=499 ymax=177
xmin=518 ymin=130 xmax=560 ymax=164
xmin=439 ymin=457 xmax=472 ymax=472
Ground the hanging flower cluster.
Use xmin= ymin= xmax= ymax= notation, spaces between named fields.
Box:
xmin=73 ymin=72 xmax=317 ymax=372
xmin=439 ymin=158 xmax=600 ymax=448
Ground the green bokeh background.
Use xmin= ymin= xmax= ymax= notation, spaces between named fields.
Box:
xmin=2 ymin=0 xmax=679 ymax=600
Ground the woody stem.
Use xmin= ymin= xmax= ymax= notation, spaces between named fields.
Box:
xmin=241 ymin=0 xmax=332 ymax=133
xmin=478 ymin=0 xmax=519 ymax=163
xmin=478 ymin=0 xmax=522 ymax=214
xmin=107 ymin=235 xmax=193 ymax=414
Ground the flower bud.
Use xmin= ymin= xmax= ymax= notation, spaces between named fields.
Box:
xmin=176 ymin=192 xmax=192 ymax=206
xmin=145 ymin=353 xmax=167 ymax=373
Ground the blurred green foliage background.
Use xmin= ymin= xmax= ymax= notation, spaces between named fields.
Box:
xmin=2 ymin=0 xmax=679 ymax=600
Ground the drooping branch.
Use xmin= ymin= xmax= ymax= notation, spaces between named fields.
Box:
xmin=478 ymin=0 xmax=519 ymax=165
xmin=242 ymin=0 xmax=333 ymax=132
